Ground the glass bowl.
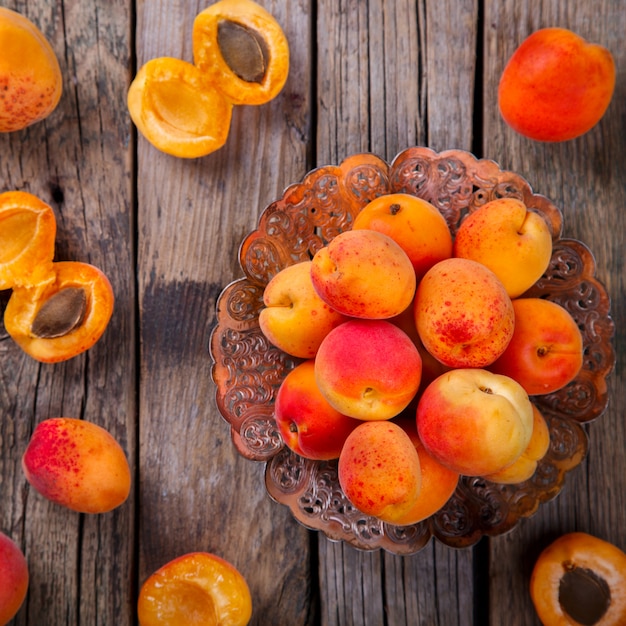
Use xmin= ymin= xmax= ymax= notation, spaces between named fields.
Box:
xmin=210 ymin=147 xmax=615 ymax=554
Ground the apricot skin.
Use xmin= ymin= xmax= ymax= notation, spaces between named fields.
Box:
xmin=338 ymin=421 xmax=421 ymax=524
xmin=498 ymin=28 xmax=615 ymax=142
xmin=489 ymin=298 xmax=584 ymax=396
xmin=0 ymin=532 xmax=29 ymax=626
xmin=314 ymin=319 xmax=422 ymax=421
xmin=22 ymin=418 xmax=131 ymax=514
xmin=0 ymin=7 xmax=62 ymax=132
xmin=414 ymin=258 xmax=515 ymax=368
xmin=311 ymin=229 xmax=416 ymax=320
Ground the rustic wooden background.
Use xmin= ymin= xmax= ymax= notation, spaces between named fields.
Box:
xmin=1 ymin=0 xmax=624 ymax=624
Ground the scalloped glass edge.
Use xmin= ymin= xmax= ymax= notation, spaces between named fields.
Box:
xmin=209 ymin=146 xmax=616 ymax=554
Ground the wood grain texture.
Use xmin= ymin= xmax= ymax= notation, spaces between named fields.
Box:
xmin=0 ymin=0 xmax=624 ymax=624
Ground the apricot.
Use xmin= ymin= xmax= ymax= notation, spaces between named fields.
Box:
xmin=352 ymin=193 xmax=453 ymax=280
xmin=22 ymin=417 xmax=131 ymax=514
xmin=137 ymin=552 xmax=252 ymax=626
xmin=417 ymin=368 xmax=534 ymax=476
xmin=414 ymin=257 xmax=515 ymax=368
xmin=338 ymin=421 xmax=421 ymax=524
xmin=4 ymin=261 xmax=115 ymax=363
xmin=0 ymin=7 xmax=62 ymax=132
xmin=484 ymin=403 xmax=550 ymax=484
xmin=499 ymin=27 xmax=615 ymax=142
xmin=0 ymin=190 xmax=56 ymax=290
xmin=259 ymin=261 xmax=347 ymax=358
xmin=453 ymin=198 xmax=553 ymax=298
xmin=127 ymin=57 xmax=233 ymax=159
xmin=489 ymin=298 xmax=584 ymax=396
xmin=0 ymin=531 xmax=28 ymax=626
xmin=311 ymin=229 xmax=416 ymax=319
xmin=530 ymin=532 xmax=626 ymax=625
xmin=314 ymin=319 xmax=422 ymax=421
xmin=274 ymin=360 xmax=360 ymax=460
xmin=193 ymin=0 xmax=290 ymax=106
xmin=392 ymin=417 xmax=459 ymax=526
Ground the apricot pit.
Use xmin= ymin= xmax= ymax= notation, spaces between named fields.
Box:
xmin=217 ymin=19 xmax=268 ymax=83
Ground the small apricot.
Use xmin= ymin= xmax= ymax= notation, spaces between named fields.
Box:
xmin=22 ymin=417 xmax=131 ymax=514
xmin=0 ymin=7 xmax=62 ymax=132
xmin=0 ymin=531 xmax=29 ymax=626
xmin=137 ymin=552 xmax=252 ymax=626
xmin=531 ymin=532 xmax=626 ymax=625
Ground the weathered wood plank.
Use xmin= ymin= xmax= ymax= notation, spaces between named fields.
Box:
xmin=134 ymin=1 xmax=316 ymax=624
xmin=315 ymin=2 xmax=479 ymax=624
xmin=0 ymin=1 xmax=135 ymax=624
xmin=483 ymin=1 xmax=626 ymax=624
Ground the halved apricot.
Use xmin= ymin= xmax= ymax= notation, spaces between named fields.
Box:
xmin=193 ymin=0 xmax=289 ymax=106
xmin=128 ymin=57 xmax=233 ymax=158
xmin=0 ymin=190 xmax=56 ymax=290
xmin=4 ymin=261 xmax=114 ymax=362
xmin=0 ymin=7 xmax=62 ymax=132
xmin=531 ymin=532 xmax=626 ymax=625
xmin=137 ymin=552 xmax=252 ymax=626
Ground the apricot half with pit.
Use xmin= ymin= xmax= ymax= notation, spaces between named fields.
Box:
xmin=530 ymin=532 xmax=626 ymax=625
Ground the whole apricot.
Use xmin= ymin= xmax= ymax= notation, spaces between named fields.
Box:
xmin=0 ymin=7 xmax=62 ymax=132
xmin=274 ymin=360 xmax=360 ymax=460
xmin=453 ymin=198 xmax=553 ymax=298
xmin=0 ymin=531 xmax=28 ymax=626
xmin=530 ymin=532 xmax=626 ymax=625
xmin=489 ymin=298 xmax=583 ymax=396
xmin=414 ymin=257 xmax=515 ymax=368
xmin=417 ymin=368 xmax=534 ymax=477
xmin=314 ymin=319 xmax=422 ymax=421
xmin=259 ymin=261 xmax=347 ymax=358
xmin=138 ymin=552 xmax=252 ymax=626
xmin=338 ymin=420 xmax=421 ymax=524
xmin=498 ymin=27 xmax=615 ymax=142
xmin=310 ymin=229 xmax=416 ymax=319
xmin=352 ymin=193 xmax=453 ymax=280
xmin=22 ymin=417 xmax=131 ymax=514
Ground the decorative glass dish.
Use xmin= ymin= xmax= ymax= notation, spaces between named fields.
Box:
xmin=210 ymin=147 xmax=615 ymax=555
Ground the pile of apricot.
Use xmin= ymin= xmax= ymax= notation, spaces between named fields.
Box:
xmin=260 ymin=192 xmax=583 ymax=525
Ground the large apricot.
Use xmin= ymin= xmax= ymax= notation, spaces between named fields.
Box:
xmin=498 ymin=27 xmax=615 ymax=142
xmin=22 ymin=417 xmax=131 ymax=514
xmin=530 ymin=532 xmax=626 ymax=625
xmin=138 ymin=552 xmax=252 ymax=626
xmin=0 ymin=7 xmax=62 ymax=132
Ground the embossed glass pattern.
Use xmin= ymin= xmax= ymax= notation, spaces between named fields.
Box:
xmin=210 ymin=147 xmax=615 ymax=554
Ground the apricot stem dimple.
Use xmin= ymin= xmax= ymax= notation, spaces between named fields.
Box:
xmin=31 ymin=286 xmax=87 ymax=338
xmin=217 ymin=19 xmax=268 ymax=83
xmin=389 ymin=203 xmax=401 ymax=216
xmin=558 ymin=565 xmax=611 ymax=626
xmin=479 ymin=386 xmax=494 ymax=395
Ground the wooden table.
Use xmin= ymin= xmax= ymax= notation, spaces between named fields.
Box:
xmin=1 ymin=1 xmax=624 ymax=624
